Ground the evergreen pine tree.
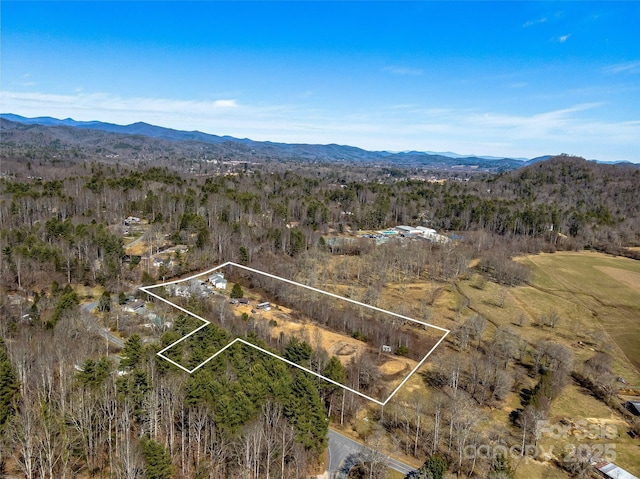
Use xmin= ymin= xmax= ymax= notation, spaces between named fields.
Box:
xmin=0 ymin=339 xmax=19 ymax=427
xmin=141 ymin=436 xmax=175 ymax=479
xmin=98 ymin=290 xmax=111 ymax=312
xmin=288 ymin=372 xmax=328 ymax=452
xmin=283 ymin=337 xmax=313 ymax=367
xmin=230 ymin=282 xmax=244 ymax=299
xmin=412 ymin=455 xmax=447 ymax=479
xmin=323 ymin=356 xmax=346 ymax=385
xmin=239 ymin=245 xmax=249 ymax=264
xmin=490 ymin=452 xmax=514 ymax=479
xmin=121 ymin=334 xmax=143 ymax=370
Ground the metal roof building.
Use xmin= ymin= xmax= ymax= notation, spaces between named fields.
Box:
xmin=597 ymin=463 xmax=639 ymax=479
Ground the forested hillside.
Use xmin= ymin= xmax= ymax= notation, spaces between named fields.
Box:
xmin=0 ymin=144 xmax=639 ymax=478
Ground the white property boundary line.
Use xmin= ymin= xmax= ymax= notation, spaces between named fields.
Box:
xmin=140 ymin=262 xmax=450 ymax=406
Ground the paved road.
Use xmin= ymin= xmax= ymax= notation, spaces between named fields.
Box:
xmin=387 ymin=455 xmax=416 ymax=476
xmin=124 ymin=233 xmax=145 ymax=249
xmin=328 ymin=429 xmax=365 ymax=478
xmin=80 ymin=301 xmax=125 ymax=349
xmin=327 ymin=428 xmax=416 ymax=478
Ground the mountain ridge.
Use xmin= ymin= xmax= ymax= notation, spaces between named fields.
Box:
xmin=0 ymin=113 xmax=566 ymax=170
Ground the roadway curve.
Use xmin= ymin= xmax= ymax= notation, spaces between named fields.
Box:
xmin=80 ymin=301 xmax=125 ymax=349
xmin=327 ymin=428 xmax=416 ymax=478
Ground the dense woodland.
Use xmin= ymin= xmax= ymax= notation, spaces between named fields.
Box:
xmin=0 ymin=132 xmax=639 ymax=479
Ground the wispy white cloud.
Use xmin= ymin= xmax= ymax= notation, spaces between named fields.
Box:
xmin=462 ymin=103 xmax=603 ymax=134
xmin=383 ymin=66 xmax=423 ymax=76
xmin=603 ymin=61 xmax=640 ymax=75
xmin=1 ymin=91 xmax=240 ymax=118
xmin=523 ymin=17 xmax=547 ymax=27
xmin=0 ymin=90 xmax=307 ymax=139
xmin=388 ymin=103 xmax=418 ymax=110
xmin=15 ymin=73 xmax=37 ymax=87
xmin=212 ymin=99 xmax=237 ymax=108
xmin=555 ymin=34 xmax=571 ymax=43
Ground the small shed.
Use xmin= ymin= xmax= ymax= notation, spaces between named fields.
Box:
xmin=625 ymin=401 xmax=640 ymax=416
xmin=597 ymin=462 xmax=639 ymax=479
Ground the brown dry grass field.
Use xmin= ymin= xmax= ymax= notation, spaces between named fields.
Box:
xmin=124 ymin=238 xmax=149 ymax=256
xmin=516 ymin=252 xmax=640 ymax=374
xmin=451 ymin=252 xmax=640 ymax=476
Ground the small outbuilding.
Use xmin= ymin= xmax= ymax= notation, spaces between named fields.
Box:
xmin=625 ymin=401 xmax=640 ymax=416
xmin=596 ymin=462 xmax=639 ymax=479
xmin=208 ymin=273 xmax=228 ymax=290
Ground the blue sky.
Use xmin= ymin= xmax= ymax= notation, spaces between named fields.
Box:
xmin=2 ymin=1 xmax=639 ymax=162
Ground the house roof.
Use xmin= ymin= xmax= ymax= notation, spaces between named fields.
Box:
xmin=627 ymin=401 xmax=640 ymax=415
xmin=598 ymin=463 xmax=639 ymax=479
xmin=125 ymin=300 xmax=145 ymax=311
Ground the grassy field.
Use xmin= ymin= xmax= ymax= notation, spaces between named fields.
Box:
xmin=545 ymin=383 xmax=640 ymax=474
xmin=446 ymin=251 xmax=640 ymax=477
xmin=518 ymin=252 xmax=640 ymax=374
xmin=446 ymin=252 xmax=640 ymax=384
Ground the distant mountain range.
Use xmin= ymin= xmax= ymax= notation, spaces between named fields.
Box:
xmin=0 ymin=113 xmax=561 ymax=171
